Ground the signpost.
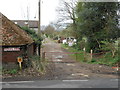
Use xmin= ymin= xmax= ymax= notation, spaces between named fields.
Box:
xmin=17 ymin=57 xmax=23 ymax=70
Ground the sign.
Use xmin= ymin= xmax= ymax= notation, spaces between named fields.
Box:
xmin=17 ymin=57 xmax=23 ymax=70
xmin=17 ymin=57 xmax=23 ymax=63
xmin=4 ymin=47 xmax=20 ymax=51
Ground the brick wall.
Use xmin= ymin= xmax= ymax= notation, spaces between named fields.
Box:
xmin=2 ymin=43 xmax=34 ymax=63
xmin=2 ymin=46 xmax=24 ymax=63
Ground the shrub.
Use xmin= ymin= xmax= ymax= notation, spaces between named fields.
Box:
xmin=101 ymin=41 xmax=118 ymax=57
xmin=76 ymin=40 xmax=86 ymax=50
xmin=21 ymin=27 xmax=42 ymax=45
xmin=30 ymin=55 xmax=45 ymax=72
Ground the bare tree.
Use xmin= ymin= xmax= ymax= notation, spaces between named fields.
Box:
xmin=43 ymin=25 xmax=56 ymax=38
xmin=56 ymin=0 xmax=78 ymax=38
xmin=56 ymin=0 xmax=77 ymax=24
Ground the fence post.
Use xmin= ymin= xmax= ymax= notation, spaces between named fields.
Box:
xmin=83 ymin=47 xmax=86 ymax=61
xmin=42 ymin=52 xmax=45 ymax=61
xmin=75 ymin=52 xmax=77 ymax=61
xmin=90 ymin=49 xmax=93 ymax=60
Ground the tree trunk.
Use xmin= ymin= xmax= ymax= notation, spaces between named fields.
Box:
xmin=112 ymin=50 xmax=115 ymax=58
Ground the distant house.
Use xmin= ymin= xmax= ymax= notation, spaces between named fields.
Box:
xmin=12 ymin=20 xmax=38 ymax=33
xmin=0 ymin=13 xmax=36 ymax=69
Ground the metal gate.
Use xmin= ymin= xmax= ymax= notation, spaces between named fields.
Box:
xmin=42 ymin=51 xmax=80 ymax=63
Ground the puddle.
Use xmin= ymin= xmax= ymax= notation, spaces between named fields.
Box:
xmin=52 ymin=55 xmax=56 ymax=57
xmin=66 ymin=64 xmax=75 ymax=66
xmin=53 ymin=59 xmax=62 ymax=61
xmin=55 ymin=55 xmax=63 ymax=59
xmin=50 ymin=51 xmax=63 ymax=52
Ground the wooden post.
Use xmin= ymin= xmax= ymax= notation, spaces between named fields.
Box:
xmin=42 ymin=52 xmax=45 ymax=61
xmin=19 ymin=62 xmax=22 ymax=70
xmin=38 ymin=0 xmax=41 ymax=35
xmin=38 ymin=0 xmax=41 ymax=56
xmin=83 ymin=47 xmax=86 ymax=52
xmin=75 ymin=52 xmax=77 ymax=61
xmin=83 ymin=47 xmax=86 ymax=61
xmin=90 ymin=49 xmax=93 ymax=60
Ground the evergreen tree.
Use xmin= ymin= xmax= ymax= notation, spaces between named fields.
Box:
xmin=76 ymin=2 xmax=119 ymax=52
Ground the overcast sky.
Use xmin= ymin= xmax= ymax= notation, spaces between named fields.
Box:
xmin=0 ymin=0 xmax=59 ymax=26
xmin=0 ymin=0 xmax=119 ymax=26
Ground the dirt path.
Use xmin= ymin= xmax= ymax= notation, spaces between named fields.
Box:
xmin=2 ymin=38 xmax=118 ymax=82
xmin=42 ymin=38 xmax=118 ymax=80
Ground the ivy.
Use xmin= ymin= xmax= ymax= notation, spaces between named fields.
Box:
xmin=21 ymin=27 xmax=42 ymax=45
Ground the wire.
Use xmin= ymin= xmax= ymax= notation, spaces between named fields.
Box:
xmin=20 ymin=5 xmax=26 ymax=19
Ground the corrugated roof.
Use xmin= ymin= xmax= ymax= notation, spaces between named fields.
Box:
xmin=0 ymin=13 xmax=34 ymax=46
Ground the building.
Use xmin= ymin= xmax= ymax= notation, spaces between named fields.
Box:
xmin=12 ymin=20 xmax=38 ymax=33
xmin=0 ymin=13 xmax=35 ymax=69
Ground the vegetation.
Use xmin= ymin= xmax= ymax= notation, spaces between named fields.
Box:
xmin=92 ymin=52 xmax=119 ymax=66
xmin=18 ymin=2 xmax=119 ymax=67
xmin=30 ymin=55 xmax=46 ymax=72
xmin=76 ymin=2 xmax=119 ymax=52
xmin=21 ymin=27 xmax=42 ymax=45
xmin=43 ymin=25 xmax=54 ymax=38
xmin=61 ymin=44 xmax=85 ymax=62
xmin=3 ymin=69 xmax=18 ymax=75
xmin=56 ymin=1 xmax=119 ymax=66
xmin=21 ymin=27 xmax=48 ymax=72
xmin=21 ymin=27 xmax=42 ymax=56
xmin=0 ymin=66 xmax=2 ymax=75
xmin=62 ymin=43 xmax=119 ymax=66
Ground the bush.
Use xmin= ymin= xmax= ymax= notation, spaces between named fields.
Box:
xmin=21 ymin=27 xmax=42 ymax=45
xmin=89 ymin=52 xmax=119 ymax=66
xmin=101 ymin=41 xmax=118 ymax=57
xmin=75 ymin=40 xmax=86 ymax=50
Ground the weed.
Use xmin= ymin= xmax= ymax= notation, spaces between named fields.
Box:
xmin=3 ymin=69 xmax=18 ymax=75
xmin=30 ymin=55 xmax=46 ymax=73
xmin=9 ymin=69 xmax=18 ymax=74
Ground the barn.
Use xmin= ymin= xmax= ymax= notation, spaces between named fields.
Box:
xmin=0 ymin=13 xmax=35 ymax=69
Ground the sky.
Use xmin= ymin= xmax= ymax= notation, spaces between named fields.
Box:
xmin=0 ymin=0 xmax=119 ymax=26
xmin=0 ymin=0 xmax=59 ymax=26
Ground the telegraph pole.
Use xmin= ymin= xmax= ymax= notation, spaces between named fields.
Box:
xmin=38 ymin=0 xmax=41 ymax=34
xmin=38 ymin=0 xmax=41 ymax=56
xmin=27 ymin=6 xmax=29 ymax=28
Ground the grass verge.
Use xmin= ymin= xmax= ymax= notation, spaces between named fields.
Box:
xmin=61 ymin=44 xmax=119 ymax=66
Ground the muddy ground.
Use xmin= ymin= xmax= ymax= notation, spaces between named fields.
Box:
xmin=2 ymin=38 xmax=119 ymax=81
xmin=41 ymin=38 xmax=118 ymax=80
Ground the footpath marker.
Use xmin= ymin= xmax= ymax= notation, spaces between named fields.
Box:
xmin=17 ymin=57 xmax=23 ymax=70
